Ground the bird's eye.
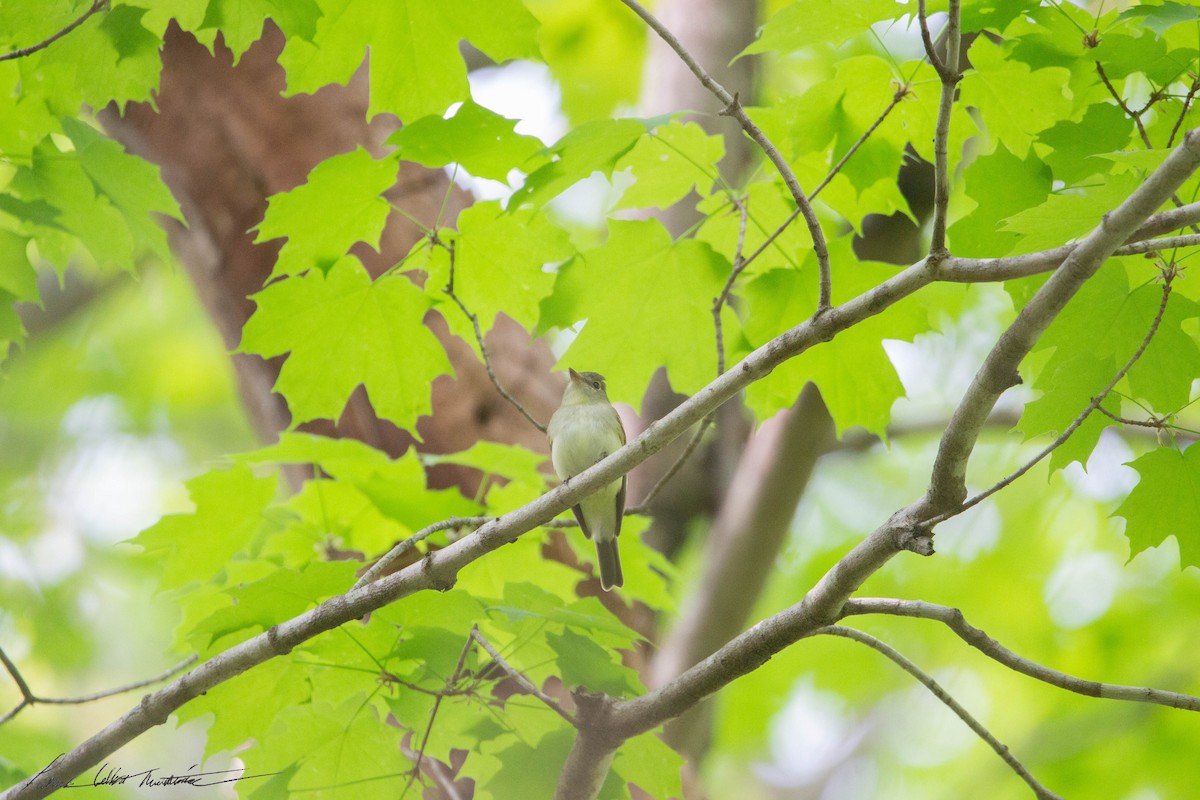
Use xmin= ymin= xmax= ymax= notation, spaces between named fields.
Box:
xmin=592 ymin=381 xmax=601 ymax=390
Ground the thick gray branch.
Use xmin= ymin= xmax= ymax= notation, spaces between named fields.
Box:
xmin=1 ymin=252 xmax=936 ymax=800
xmin=927 ymin=130 xmax=1200 ymax=510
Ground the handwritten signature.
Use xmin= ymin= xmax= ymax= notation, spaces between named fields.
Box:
xmin=31 ymin=756 xmax=280 ymax=791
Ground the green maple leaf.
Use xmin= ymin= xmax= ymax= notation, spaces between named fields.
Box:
xmin=742 ymin=0 xmax=902 ymax=54
xmin=1001 ymin=173 xmax=1141 ymax=254
xmin=1036 ymin=103 xmax=1135 ymax=185
xmin=741 ymin=238 xmax=932 ymax=436
xmin=191 ymin=561 xmax=359 ymax=648
xmin=1017 ymin=352 xmax=1117 ymax=471
xmin=949 ymin=143 xmax=1052 ymax=257
xmin=131 ymin=465 xmax=279 ymax=589
xmin=248 ymin=696 xmax=409 ymax=798
xmin=0 ymin=231 xmax=37 ymax=305
xmin=255 ymin=148 xmax=398 ymax=279
xmin=280 ymin=0 xmax=540 ymax=122
xmin=1116 ymin=1 xmax=1200 ymax=36
xmin=197 ymin=0 xmax=321 ymax=60
xmin=510 ymin=118 xmax=647 ymax=208
xmin=60 ymin=118 xmax=182 ymax=261
xmin=240 ymin=255 xmax=452 ymax=430
xmin=1036 ymin=265 xmax=1200 ymax=413
xmin=613 ymin=731 xmax=683 ymax=799
xmin=612 ymin=120 xmax=724 ymax=211
xmin=34 ymin=5 xmax=163 ymax=110
xmin=549 ymin=219 xmax=726 ymax=406
xmin=435 ymin=200 xmax=574 ymax=334
xmin=387 ymin=100 xmax=546 ymax=182
xmin=960 ymin=37 xmax=1070 ymax=156
xmin=1114 ymin=444 xmax=1200 ymax=568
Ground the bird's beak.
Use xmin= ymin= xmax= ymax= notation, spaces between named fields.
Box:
xmin=568 ymin=368 xmax=581 ymax=382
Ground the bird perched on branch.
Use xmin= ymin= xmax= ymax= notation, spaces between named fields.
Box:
xmin=547 ymin=368 xmax=626 ymax=590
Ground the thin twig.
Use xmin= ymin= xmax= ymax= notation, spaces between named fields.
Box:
xmin=1095 ymin=404 xmax=1168 ymax=429
xmin=926 ymin=271 xmax=1174 ymax=527
xmin=1097 ymin=63 xmax=1200 ymax=231
xmin=470 ymin=629 xmax=577 ymax=726
xmin=730 ymin=80 xmax=907 ymax=283
xmin=402 ymin=628 xmax=476 ymax=800
xmin=0 ymin=646 xmax=35 ymax=702
xmin=354 ymin=516 xmax=492 ymax=590
xmin=811 ymin=85 xmax=910 ymax=200
xmin=615 ymin=0 xmax=833 ymax=313
xmin=1168 ymin=76 xmax=1200 ymax=148
xmin=31 ymin=656 xmax=199 ymax=705
xmin=1097 ymin=62 xmax=1153 ymax=149
xmin=713 ymin=198 xmax=749 ymax=374
xmin=928 ymin=0 xmax=962 ymax=258
xmin=1112 ymin=232 xmax=1200 ymax=256
xmin=0 ymin=0 xmax=107 ymax=63
xmin=0 ymin=651 xmax=197 ymax=726
xmin=818 ymin=626 xmax=1064 ymax=800
xmin=632 ymin=416 xmax=713 ymax=513
xmin=438 ymin=236 xmax=547 ymax=434
xmin=917 ymin=0 xmax=946 ymax=77
xmin=843 ymin=599 xmax=1200 ymax=711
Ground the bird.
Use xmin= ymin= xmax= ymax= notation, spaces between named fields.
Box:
xmin=547 ymin=368 xmax=627 ymax=590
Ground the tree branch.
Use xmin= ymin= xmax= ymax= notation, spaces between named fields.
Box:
xmin=926 ymin=130 xmax=1200 ymax=511
xmin=939 ymin=226 xmax=1200 ymax=284
xmin=649 ymin=385 xmax=835 ymax=757
xmin=927 ymin=0 xmax=962 ymax=258
xmin=1 ymin=244 xmax=942 ymax=800
xmin=917 ymin=0 xmax=946 ymax=76
xmin=817 ymin=626 xmax=1064 ymax=800
xmin=843 ymin=599 xmax=1200 ymax=712
xmin=0 ymin=651 xmax=197 ymax=727
xmin=353 ymin=516 xmax=493 ymax=590
xmin=614 ymin=0 xmax=833 ymax=313
xmin=926 ymin=270 xmax=1174 ymax=526
xmin=1167 ymin=75 xmax=1200 ymax=149
xmin=14 ymin=126 xmax=1200 ymax=800
xmin=0 ymin=0 xmax=107 ymax=63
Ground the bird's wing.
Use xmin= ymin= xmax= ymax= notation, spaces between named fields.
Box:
xmin=571 ymin=505 xmax=592 ymax=539
xmin=614 ymin=475 xmax=626 ymax=538
xmin=611 ymin=405 xmax=626 ymax=445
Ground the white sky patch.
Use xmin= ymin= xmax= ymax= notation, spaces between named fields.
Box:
xmin=757 ymin=676 xmax=867 ymax=786
xmin=1044 ymin=551 xmax=1120 ymax=629
xmin=1062 ymin=428 xmax=1139 ymax=501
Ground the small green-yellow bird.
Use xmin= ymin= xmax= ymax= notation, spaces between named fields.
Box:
xmin=547 ymin=368 xmax=626 ymax=590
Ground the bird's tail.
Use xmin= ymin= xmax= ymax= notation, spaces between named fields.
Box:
xmin=595 ymin=537 xmax=623 ymax=591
